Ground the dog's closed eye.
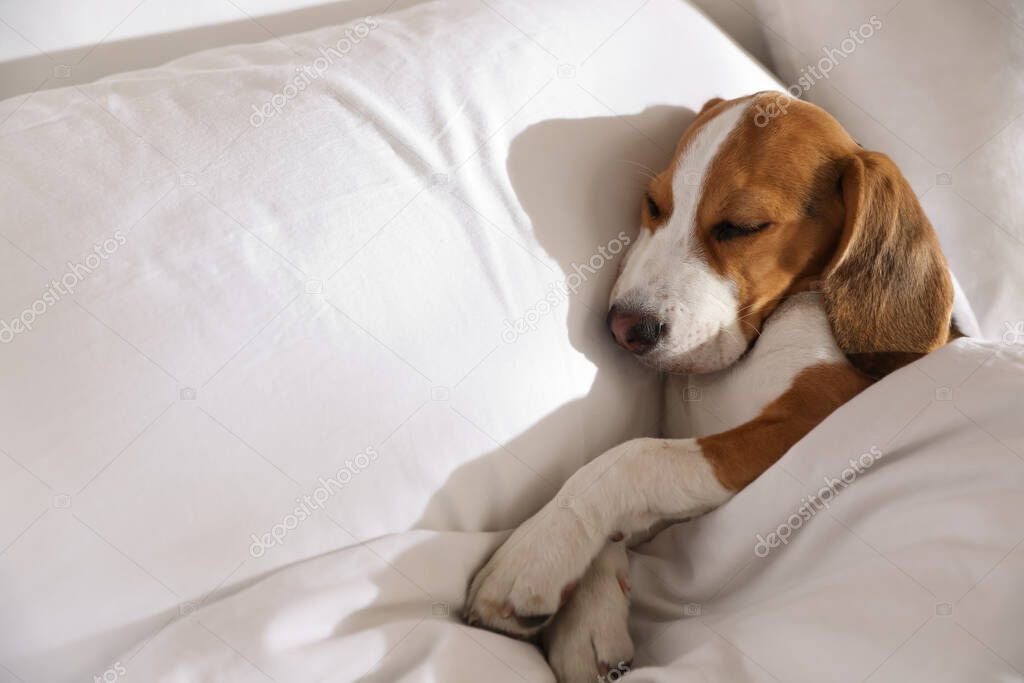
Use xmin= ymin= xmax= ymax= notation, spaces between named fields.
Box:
xmin=645 ymin=193 xmax=662 ymax=220
xmin=712 ymin=220 xmax=772 ymax=242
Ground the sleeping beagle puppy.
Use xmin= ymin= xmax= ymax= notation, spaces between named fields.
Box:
xmin=464 ymin=92 xmax=955 ymax=682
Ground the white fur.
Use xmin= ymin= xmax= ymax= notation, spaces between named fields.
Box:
xmin=466 ymin=436 xmax=730 ymax=639
xmin=610 ymin=101 xmax=750 ymax=374
xmin=664 ymin=292 xmax=847 ymax=438
xmin=543 ymin=542 xmax=633 ymax=683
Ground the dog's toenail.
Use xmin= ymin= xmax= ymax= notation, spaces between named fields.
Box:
xmin=514 ymin=613 xmax=553 ymax=629
xmin=560 ymin=581 xmax=577 ymax=605
xmin=617 ymin=573 xmax=631 ymax=597
xmin=500 ymin=602 xmax=514 ymax=618
xmin=610 ymin=531 xmax=624 ymax=542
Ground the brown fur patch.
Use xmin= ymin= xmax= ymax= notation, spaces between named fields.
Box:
xmin=694 ymin=94 xmax=858 ymax=340
xmin=699 ymin=362 xmax=873 ymax=491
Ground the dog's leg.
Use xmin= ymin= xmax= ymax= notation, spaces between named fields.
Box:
xmin=542 ymin=540 xmax=633 ymax=683
xmin=464 ymin=362 xmax=869 ymax=638
xmin=465 ymin=436 xmax=727 ymax=637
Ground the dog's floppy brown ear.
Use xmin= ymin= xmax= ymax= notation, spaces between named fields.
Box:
xmin=822 ymin=151 xmax=953 ymax=378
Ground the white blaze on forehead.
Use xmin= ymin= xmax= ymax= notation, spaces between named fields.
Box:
xmin=670 ymin=100 xmax=749 ymax=253
xmin=612 ymin=100 xmax=749 ymax=302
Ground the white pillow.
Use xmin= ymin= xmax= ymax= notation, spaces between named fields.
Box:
xmin=0 ymin=0 xmax=779 ymax=678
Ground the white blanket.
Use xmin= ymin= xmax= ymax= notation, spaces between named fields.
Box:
xmin=123 ymin=339 xmax=1024 ymax=682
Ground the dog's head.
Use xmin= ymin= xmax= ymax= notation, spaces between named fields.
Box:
xmin=607 ymin=92 xmax=953 ymax=378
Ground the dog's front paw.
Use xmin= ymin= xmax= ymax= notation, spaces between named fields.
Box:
xmin=543 ymin=542 xmax=634 ymax=683
xmin=464 ymin=503 xmax=602 ymax=638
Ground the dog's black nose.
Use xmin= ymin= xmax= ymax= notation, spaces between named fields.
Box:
xmin=607 ymin=305 xmax=665 ymax=355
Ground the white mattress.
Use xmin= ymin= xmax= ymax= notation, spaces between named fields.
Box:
xmin=0 ymin=1 xmax=1021 ymax=682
